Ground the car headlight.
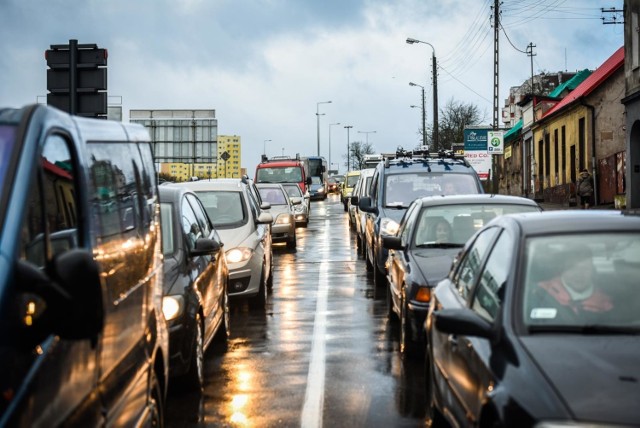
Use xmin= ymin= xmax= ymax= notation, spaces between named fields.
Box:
xmin=226 ymin=247 xmax=253 ymax=263
xmin=162 ymin=295 xmax=184 ymax=321
xmin=275 ymin=214 xmax=291 ymax=224
xmin=380 ymin=217 xmax=400 ymax=236
xmin=318 ymin=187 xmax=325 ymax=193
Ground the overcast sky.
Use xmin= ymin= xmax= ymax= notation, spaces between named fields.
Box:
xmin=0 ymin=0 xmax=624 ymax=175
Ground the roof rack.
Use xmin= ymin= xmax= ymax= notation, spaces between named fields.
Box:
xmin=260 ymin=153 xmax=301 ymax=163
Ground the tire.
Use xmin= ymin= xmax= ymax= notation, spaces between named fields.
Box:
xmin=287 ymin=231 xmax=297 ymax=249
xmin=266 ymin=256 xmax=274 ymax=290
xmin=400 ymin=296 xmax=419 ymax=357
xmin=149 ymin=368 xmax=165 ymax=428
xmin=250 ymin=268 xmax=268 ymax=310
xmin=365 ymin=242 xmax=373 ymax=272
xmin=180 ymin=312 xmax=204 ymax=391
xmin=343 ymin=201 xmax=348 ymax=212
xmin=386 ymin=284 xmax=396 ymax=321
xmin=214 ymin=288 xmax=230 ymax=346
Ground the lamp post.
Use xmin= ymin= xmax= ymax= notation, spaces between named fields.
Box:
xmin=357 ymin=130 xmax=376 ymax=147
xmin=328 ymin=122 xmax=340 ymax=172
xmin=263 ymin=139 xmax=272 ymax=156
xmin=406 ymin=37 xmax=438 ymax=150
xmin=317 ymin=100 xmax=332 ymax=156
xmin=344 ymin=125 xmax=353 ymax=171
xmin=409 ymin=82 xmax=426 ymax=147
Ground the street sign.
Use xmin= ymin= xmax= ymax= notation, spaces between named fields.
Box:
xmin=488 ymin=131 xmax=504 ymax=154
xmin=45 ymin=39 xmax=108 ymax=117
xmin=221 ymin=151 xmax=230 ymax=161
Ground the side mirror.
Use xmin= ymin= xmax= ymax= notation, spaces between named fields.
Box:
xmin=358 ymin=196 xmax=376 ymax=213
xmin=290 ymin=197 xmax=302 ymax=205
xmin=257 ymin=212 xmax=274 ymax=224
xmin=434 ymin=308 xmax=494 ymax=340
xmin=191 ymin=237 xmax=222 ymax=256
xmin=382 ymin=235 xmax=404 ymax=250
xmin=261 ymin=202 xmax=271 ymax=210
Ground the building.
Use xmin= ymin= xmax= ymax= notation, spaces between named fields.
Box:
xmin=217 ymin=135 xmax=242 ymax=178
xmin=130 ymin=109 xmax=218 ymax=181
xmin=623 ymin=0 xmax=640 ymax=209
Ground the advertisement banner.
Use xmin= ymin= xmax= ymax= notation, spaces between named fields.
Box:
xmin=464 ymin=128 xmax=488 ymax=151
xmin=488 ymin=130 xmax=504 ymax=154
xmin=464 ymin=151 xmax=492 ymax=180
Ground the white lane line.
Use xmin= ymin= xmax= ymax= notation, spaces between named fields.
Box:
xmin=300 ymin=233 xmax=330 ymax=427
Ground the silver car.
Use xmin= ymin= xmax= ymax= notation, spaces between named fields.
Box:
xmin=171 ymin=179 xmax=274 ymax=308
xmin=282 ymin=183 xmax=309 ymax=227
xmin=256 ymin=183 xmax=299 ymax=249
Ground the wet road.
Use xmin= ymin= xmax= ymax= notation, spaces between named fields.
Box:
xmin=165 ymin=193 xmax=427 ymax=427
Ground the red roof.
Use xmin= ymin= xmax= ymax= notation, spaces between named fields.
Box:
xmin=542 ymin=46 xmax=624 ymax=119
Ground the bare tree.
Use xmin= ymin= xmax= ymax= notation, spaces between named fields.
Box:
xmin=343 ymin=141 xmax=376 ymax=170
xmin=437 ymin=98 xmax=485 ymax=150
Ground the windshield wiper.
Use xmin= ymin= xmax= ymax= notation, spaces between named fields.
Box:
xmin=528 ymin=325 xmax=640 ymax=335
xmin=416 ymin=242 xmax=464 ymax=248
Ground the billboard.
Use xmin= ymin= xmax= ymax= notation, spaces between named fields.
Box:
xmin=463 ymin=128 xmax=491 ymax=181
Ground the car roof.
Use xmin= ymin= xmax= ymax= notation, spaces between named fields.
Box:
xmin=169 ymin=179 xmax=245 ymax=192
xmin=498 ymin=210 xmax=640 ymax=236
xmin=359 ymin=168 xmax=375 ymax=177
xmin=159 ymin=184 xmax=192 ymax=204
xmin=418 ymin=194 xmax=541 ymax=208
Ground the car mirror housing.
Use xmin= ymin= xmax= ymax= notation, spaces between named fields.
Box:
xmin=290 ymin=197 xmax=302 ymax=205
xmin=358 ymin=196 xmax=376 ymax=213
xmin=434 ymin=308 xmax=494 ymax=340
xmin=257 ymin=212 xmax=274 ymax=224
xmin=191 ymin=237 xmax=222 ymax=256
xmin=382 ymin=235 xmax=403 ymax=250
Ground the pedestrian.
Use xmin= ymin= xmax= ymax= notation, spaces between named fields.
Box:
xmin=576 ymin=168 xmax=593 ymax=209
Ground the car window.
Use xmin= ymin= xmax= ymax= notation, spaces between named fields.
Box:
xmin=283 ymin=185 xmax=302 ymax=197
xmin=186 ymin=193 xmax=212 ymax=237
xmin=181 ymin=196 xmax=202 ymax=251
xmin=20 ymin=133 xmax=79 ymax=268
xmin=258 ymin=187 xmax=287 ymax=205
xmin=453 ymin=226 xmax=500 ymax=303
xmin=399 ymin=203 xmax=419 ymax=247
xmin=471 ymin=228 xmax=514 ymax=322
xmin=195 ymin=190 xmax=246 ymax=227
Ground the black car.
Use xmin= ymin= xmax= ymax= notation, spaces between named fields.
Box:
xmin=359 ymin=146 xmax=484 ymax=288
xmin=425 ymin=210 xmax=640 ymax=427
xmin=159 ymin=186 xmax=230 ymax=391
xmin=383 ymin=195 xmax=541 ymax=355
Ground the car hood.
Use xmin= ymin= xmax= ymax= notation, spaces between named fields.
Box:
xmin=216 ymin=226 xmax=249 ymax=249
xmin=413 ymin=248 xmax=459 ymax=286
xmin=519 ymin=335 xmax=640 ymax=424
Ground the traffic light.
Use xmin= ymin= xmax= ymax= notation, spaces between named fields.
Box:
xmin=46 ymin=39 xmax=108 ymax=117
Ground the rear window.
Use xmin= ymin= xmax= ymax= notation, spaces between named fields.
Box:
xmin=385 ymin=172 xmax=480 ymax=207
xmin=258 ymin=187 xmax=288 ymax=205
xmin=195 ymin=190 xmax=246 ymax=228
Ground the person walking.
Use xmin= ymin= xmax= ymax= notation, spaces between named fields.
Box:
xmin=576 ymin=168 xmax=594 ymax=209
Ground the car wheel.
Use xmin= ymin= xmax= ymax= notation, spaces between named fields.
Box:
xmin=266 ymin=257 xmax=274 ymax=290
xmin=373 ymin=252 xmax=387 ymax=288
xmin=182 ymin=312 xmax=204 ymax=391
xmin=343 ymin=201 xmax=348 ymax=212
xmin=365 ymin=243 xmax=373 ymax=272
xmin=250 ymin=268 xmax=268 ymax=310
xmin=400 ymin=295 xmax=418 ymax=357
xmin=356 ymin=234 xmax=362 ymax=255
xmin=424 ymin=346 xmax=446 ymax=428
xmin=148 ymin=368 xmax=165 ymax=428
xmin=287 ymin=231 xmax=297 ymax=249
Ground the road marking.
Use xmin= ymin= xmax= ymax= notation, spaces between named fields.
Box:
xmin=300 ymin=226 xmax=331 ymax=427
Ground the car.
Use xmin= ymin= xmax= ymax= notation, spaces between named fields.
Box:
xmin=171 ymin=178 xmax=275 ymax=308
xmin=0 ymin=104 xmax=168 ymax=426
xmin=159 ymin=185 xmax=230 ymax=390
xmin=341 ymin=170 xmax=361 ymax=211
xmin=308 ymin=176 xmax=327 ymax=200
xmin=424 ymin=210 xmax=640 ymax=427
xmin=256 ymin=183 xmax=299 ymax=249
xmin=282 ymin=183 xmax=310 ymax=227
xmin=348 ymin=168 xmax=375 ymax=233
xmin=326 ymin=176 xmax=340 ymax=194
xmin=382 ymin=195 xmax=542 ymax=356
xmin=359 ymin=146 xmax=484 ymax=289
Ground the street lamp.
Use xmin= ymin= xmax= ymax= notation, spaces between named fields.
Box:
xmin=406 ymin=37 xmax=439 ymax=150
xmin=317 ymin=100 xmax=332 ymax=156
xmin=357 ymin=130 xmax=376 ymax=147
xmin=344 ymin=125 xmax=353 ymax=172
xmin=263 ymin=139 xmax=272 ymax=156
xmin=409 ymin=82 xmax=426 ymax=147
xmin=328 ymin=122 xmax=341 ymax=172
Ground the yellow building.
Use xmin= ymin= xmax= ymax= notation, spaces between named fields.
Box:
xmin=217 ymin=135 xmax=242 ymax=178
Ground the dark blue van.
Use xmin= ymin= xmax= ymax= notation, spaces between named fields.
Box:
xmin=0 ymin=104 xmax=168 ymax=426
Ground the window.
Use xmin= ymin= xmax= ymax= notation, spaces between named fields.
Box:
xmin=181 ymin=197 xmax=202 ymax=251
xmin=453 ymin=227 xmax=500 ymax=303
xmin=472 ymin=229 xmax=513 ymax=321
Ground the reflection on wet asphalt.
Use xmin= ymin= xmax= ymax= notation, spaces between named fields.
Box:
xmin=165 ymin=194 xmax=426 ymax=427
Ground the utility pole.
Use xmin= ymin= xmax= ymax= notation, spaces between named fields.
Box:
xmin=492 ymin=0 xmax=500 ymax=194
xmin=344 ymin=125 xmax=353 ymax=171
xmin=527 ymin=43 xmax=537 ymax=94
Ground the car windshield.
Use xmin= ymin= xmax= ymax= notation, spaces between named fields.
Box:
xmin=346 ymin=175 xmax=360 ymax=187
xmin=258 ymin=187 xmax=288 ymax=205
xmin=194 ymin=190 xmax=246 ymax=228
xmin=522 ymin=233 xmax=640 ymax=332
xmin=413 ymin=203 xmax=541 ymax=247
xmin=256 ymin=166 xmax=302 ymax=183
xmin=385 ymin=173 xmax=480 ymax=207
xmin=282 ymin=184 xmax=303 ymax=197
xmin=311 ymin=176 xmax=322 ymax=184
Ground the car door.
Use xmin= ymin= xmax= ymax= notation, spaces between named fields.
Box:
xmin=364 ymin=168 xmax=380 ymax=265
xmin=1 ymin=131 xmax=102 ymax=427
xmin=452 ymin=227 xmax=514 ymax=423
xmin=431 ymin=226 xmax=500 ymax=424
xmin=246 ymin=186 xmax=271 ymax=269
xmin=387 ymin=202 xmax=419 ymax=316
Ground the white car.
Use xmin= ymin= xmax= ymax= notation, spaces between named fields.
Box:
xmin=171 ymin=178 xmax=274 ymax=308
xmin=282 ymin=183 xmax=309 ymax=227
xmin=256 ymin=183 xmax=300 ymax=249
